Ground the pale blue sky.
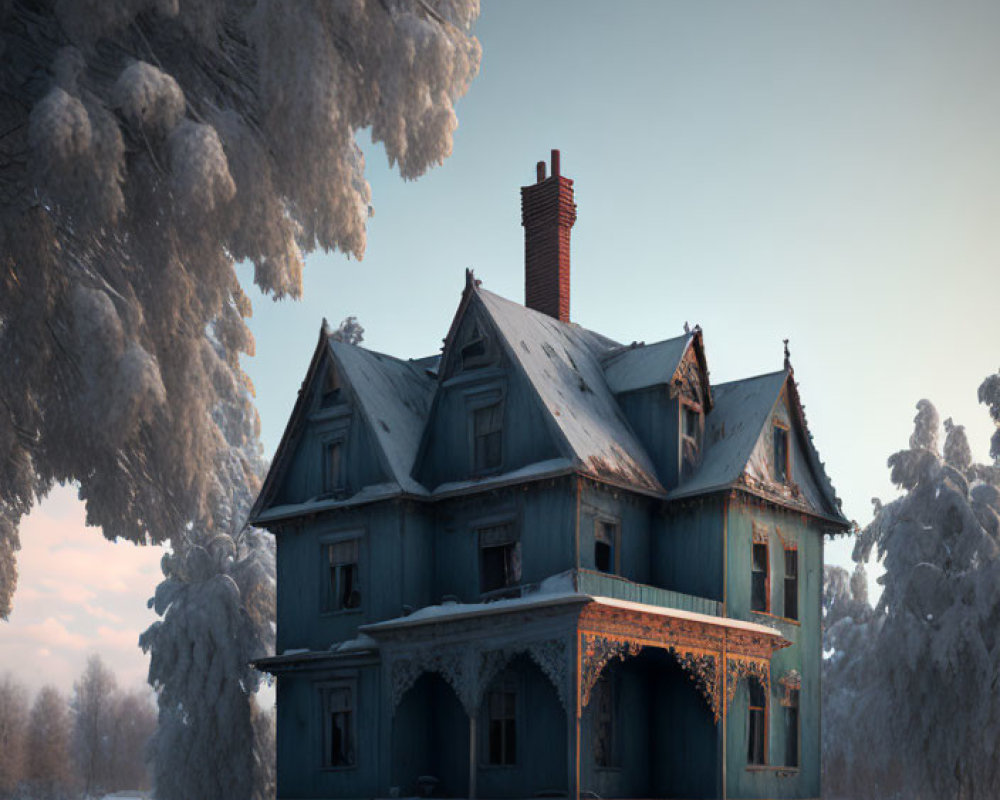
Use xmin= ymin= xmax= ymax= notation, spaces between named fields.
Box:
xmin=8 ymin=0 xmax=1000 ymax=693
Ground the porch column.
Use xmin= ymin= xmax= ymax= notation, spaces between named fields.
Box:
xmin=569 ymin=633 xmax=580 ymax=800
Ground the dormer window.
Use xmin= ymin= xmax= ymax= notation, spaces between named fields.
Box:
xmin=681 ymin=402 xmax=702 ymax=478
xmin=461 ymin=325 xmax=490 ymax=370
xmin=473 ymin=402 xmax=503 ymax=473
xmin=320 ymin=365 xmax=343 ymax=408
xmin=773 ymin=424 xmax=789 ymax=483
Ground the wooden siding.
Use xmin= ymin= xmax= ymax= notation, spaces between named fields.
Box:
xmin=617 ymin=387 xmax=682 ymax=490
xmin=725 ymin=502 xmax=823 ymax=799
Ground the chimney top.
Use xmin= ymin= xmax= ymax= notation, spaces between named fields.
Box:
xmin=521 ymin=150 xmax=576 ymax=322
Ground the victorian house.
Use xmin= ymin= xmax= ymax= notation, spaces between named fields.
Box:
xmin=250 ymin=151 xmax=850 ymax=800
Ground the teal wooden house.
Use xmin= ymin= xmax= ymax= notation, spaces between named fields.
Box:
xmin=251 ymin=151 xmax=850 ymax=800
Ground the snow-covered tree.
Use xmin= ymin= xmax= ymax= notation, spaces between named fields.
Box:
xmin=0 ymin=2 xmax=478 ymax=797
xmin=24 ymin=686 xmax=74 ymax=800
xmin=0 ymin=674 xmax=29 ymax=799
xmin=823 ymin=377 xmax=1000 ymax=800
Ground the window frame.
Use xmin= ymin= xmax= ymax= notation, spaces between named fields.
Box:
xmin=594 ymin=518 xmax=620 ymax=575
xmin=319 ymin=363 xmax=344 ymax=408
xmin=783 ymin=547 xmax=799 ymax=621
xmin=321 ymin=437 xmax=345 ymax=497
xmin=751 ymin=541 xmax=770 ymax=614
xmin=772 ymin=422 xmax=790 ymax=484
xmin=460 ymin=324 xmax=493 ymax=371
xmin=747 ymin=677 xmax=768 ymax=767
xmin=477 ymin=520 xmax=521 ymax=597
xmin=318 ymin=679 xmax=358 ymax=771
xmin=319 ymin=531 xmax=365 ymax=615
xmin=481 ymin=670 xmax=518 ymax=767
xmin=471 ymin=400 xmax=504 ymax=474
xmin=679 ymin=398 xmax=703 ymax=479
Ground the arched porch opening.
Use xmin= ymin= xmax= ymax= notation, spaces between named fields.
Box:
xmin=580 ymin=647 xmax=720 ymax=800
xmin=391 ymin=672 xmax=468 ymax=798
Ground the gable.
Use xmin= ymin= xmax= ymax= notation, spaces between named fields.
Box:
xmin=413 ymin=290 xmax=564 ymax=489
xmin=249 ymin=329 xmax=435 ymax=523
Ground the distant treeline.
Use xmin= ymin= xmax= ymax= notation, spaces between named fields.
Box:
xmin=0 ymin=655 xmax=156 ymax=800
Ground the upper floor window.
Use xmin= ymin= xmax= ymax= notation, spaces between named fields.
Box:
xmin=747 ymin=677 xmax=767 ymax=765
xmin=783 ymin=548 xmax=798 ymax=621
xmin=751 ymin=542 xmax=769 ymax=613
xmin=479 ymin=522 xmax=520 ymax=595
xmin=594 ymin=520 xmax=619 ymax=574
xmin=772 ymin=424 xmax=789 ymax=483
xmin=485 ymin=673 xmax=517 ymax=765
xmin=326 ymin=539 xmax=360 ymax=611
xmin=473 ymin=402 xmax=503 ymax=473
xmin=321 ymin=683 xmax=356 ymax=768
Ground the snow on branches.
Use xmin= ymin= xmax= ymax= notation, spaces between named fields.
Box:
xmin=824 ymin=374 xmax=1000 ymax=800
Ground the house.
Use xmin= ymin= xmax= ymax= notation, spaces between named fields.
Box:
xmin=250 ymin=151 xmax=851 ymax=800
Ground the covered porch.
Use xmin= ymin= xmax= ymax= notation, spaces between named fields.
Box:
xmin=363 ymin=590 xmax=788 ymax=800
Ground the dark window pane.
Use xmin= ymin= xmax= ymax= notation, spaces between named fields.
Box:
xmin=786 ymin=706 xmax=799 ymax=767
xmin=751 ymin=543 xmax=768 ymax=612
xmin=773 ymin=427 xmax=788 ymax=483
xmin=595 ymin=540 xmax=612 ymax=573
xmin=748 ymin=678 xmax=767 ymax=765
xmin=784 ymin=549 xmax=798 ymax=620
xmin=474 ymin=403 xmax=503 ymax=472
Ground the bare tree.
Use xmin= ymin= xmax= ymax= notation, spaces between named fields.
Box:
xmin=71 ymin=654 xmax=117 ymax=796
xmin=106 ymin=688 xmax=157 ymax=791
xmin=25 ymin=686 xmax=74 ymax=800
xmin=0 ymin=674 xmax=29 ymax=799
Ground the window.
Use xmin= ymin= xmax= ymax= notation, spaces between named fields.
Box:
xmin=594 ymin=520 xmax=618 ymax=574
xmin=747 ymin=678 xmax=767 ymax=766
xmin=461 ymin=326 xmax=489 ymax=370
xmin=326 ymin=539 xmax=361 ymax=611
xmin=320 ymin=366 xmax=342 ymax=407
xmin=479 ymin=523 xmax=520 ymax=595
xmin=783 ymin=548 xmax=798 ymax=621
xmin=681 ymin=403 xmax=702 ymax=478
xmin=785 ymin=688 xmax=800 ymax=768
xmin=486 ymin=675 xmax=517 ymax=765
xmin=324 ymin=441 xmax=343 ymax=494
xmin=322 ymin=685 xmax=356 ymax=768
xmin=593 ymin=675 xmax=616 ymax=768
xmin=751 ymin=542 xmax=769 ymax=613
xmin=773 ymin=425 xmax=789 ymax=483
xmin=473 ymin=402 xmax=503 ymax=473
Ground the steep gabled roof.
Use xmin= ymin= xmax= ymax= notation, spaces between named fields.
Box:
xmin=329 ymin=341 xmax=435 ymax=495
xmin=476 ymin=287 xmax=664 ymax=494
xmin=668 ymin=368 xmax=849 ymax=526
xmin=248 ymin=329 xmax=435 ymax=524
xmin=602 ymin=334 xmax=692 ymax=394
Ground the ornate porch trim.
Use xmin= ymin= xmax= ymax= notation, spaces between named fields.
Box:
xmin=578 ymin=601 xmax=786 ymax=724
xmin=387 ymin=636 xmax=572 ymax=717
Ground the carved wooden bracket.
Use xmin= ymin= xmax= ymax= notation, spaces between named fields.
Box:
xmin=725 ymin=656 xmax=771 ymax=713
xmin=672 ymin=649 xmax=722 ymax=723
xmin=579 ymin=635 xmax=642 ymax=710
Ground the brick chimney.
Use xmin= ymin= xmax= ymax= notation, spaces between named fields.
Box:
xmin=520 ymin=149 xmax=577 ymax=322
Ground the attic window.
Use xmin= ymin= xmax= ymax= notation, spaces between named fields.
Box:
xmin=324 ymin=441 xmax=343 ymax=495
xmin=473 ymin=402 xmax=503 ymax=473
xmin=326 ymin=538 xmax=360 ymax=612
xmin=321 ymin=366 xmax=342 ymax=408
xmin=773 ymin=425 xmax=789 ymax=483
xmin=461 ymin=326 xmax=490 ymax=370
xmin=681 ymin=402 xmax=702 ymax=478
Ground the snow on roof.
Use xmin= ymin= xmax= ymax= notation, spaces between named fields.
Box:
xmin=329 ymin=340 xmax=435 ymax=495
xmin=601 ymin=334 xmax=692 ymax=395
xmin=476 ymin=288 xmax=663 ymax=494
xmin=668 ymin=370 xmax=788 ymax=500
